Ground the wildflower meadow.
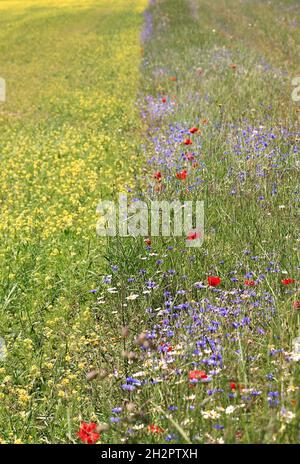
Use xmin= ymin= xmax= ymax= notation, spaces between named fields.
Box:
xmin=0 ymin=0 xmax=299 ymax=448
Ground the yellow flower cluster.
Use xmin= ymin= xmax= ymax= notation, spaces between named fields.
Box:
xmin=0 ymin=0 xmax=145 ymax=242
xmin=0 ymin=0 xmax=146 ymax=443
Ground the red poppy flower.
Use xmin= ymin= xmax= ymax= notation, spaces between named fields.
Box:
xmin=77 ymin=422 xmax=100 ymax=444
xmin=176 ymin=170 xmax=187 ymax=180
xmin=187 ymin=231 xmax=200 ymax=241
xmin=153 ymin=171 xmax=162 ymax=180
xmin=293 ymin=301 xmax=300 ymax=309
xmin=230 ymin=382 xmax=236 ymax=391
xmin=148 ymin=424 xmax=164 ymax=434
xmin=184 ymin=138 xmax=192 ymax=145
xmin=185 ymin=152 xmax=195 ymax=161
xmin=207 ymin=276 xmax=221 ymax=287
xmin=244 ymin=280 xmax=256 ymax=286
xmin=188 ymin=370 xmax=207 ymax=381
xmin=170 ymin=76 xmax=177 ymax=81
xmin=229 ymin=63 xmax=237 ymax=70
xmin=189 ymin=127 xmax=199 ymax=134
xmin=144 ymin=238 xmax=151 ymax=246
xmin=161 ymin=97 xmax=167 ymax=103
xmin=281 ymin=278 xmax=295 ymax=285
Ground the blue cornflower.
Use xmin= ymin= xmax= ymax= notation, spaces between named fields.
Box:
xmin=112 ymin=407 xmax=122 ymax=414
xmin=110 ymin=417 xmax=121 ymax=423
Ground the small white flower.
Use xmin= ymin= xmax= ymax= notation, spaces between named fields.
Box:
xmin=126 ymin=294 xmax=139 ymax=300
xmin=182 ymin=418 xmax=192 ymax=426
xmin=132 ymin=371 xmax=146 ymax=377
xmin=280 ymin=409 xmax=296 ymax=423
xmin=174 ymin=379 xmax=185 ymax=385
xmin=225 ymin=406 xmax=236 ymax=415
xmin=107 ymin=287 xmax=118 ymax=293
xmin=201 ymin=410 xmax=221 ymax=420
xmin=185 ymin=394 xmax=196 ymax=401
xmin=132 ymin=424 xmax=145 ymax=431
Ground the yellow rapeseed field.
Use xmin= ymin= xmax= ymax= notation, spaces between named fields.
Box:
xmin=0 ymin=0 xmax=146 ymax=443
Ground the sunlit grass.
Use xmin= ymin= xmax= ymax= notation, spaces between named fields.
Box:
xmin=0 ymin=0 xmax=299 ymax=445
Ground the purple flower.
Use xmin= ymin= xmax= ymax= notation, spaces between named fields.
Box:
xmin=112 ymin=407 xmax=122 ymax=414
xmin=146 ymin=280 xmax=156 ymax=289
xmin=121 ymin=384 xmax=135 ymax=391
